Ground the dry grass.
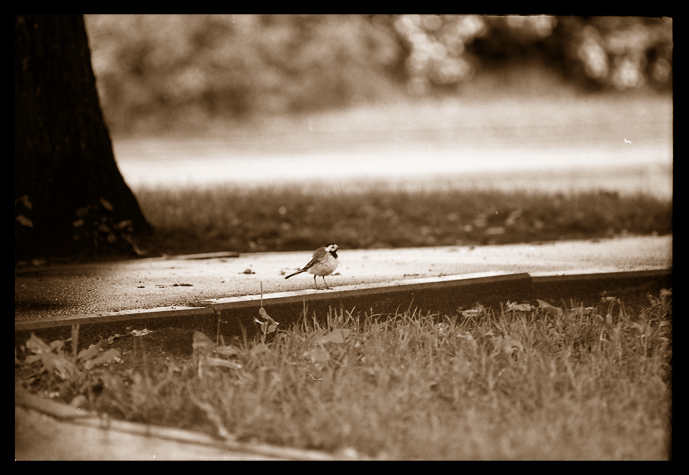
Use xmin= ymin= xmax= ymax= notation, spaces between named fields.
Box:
xmin=17 ymin=289 xmax=672 ymax=459
xmin=135 ymin=182 xmax=671 ymax=255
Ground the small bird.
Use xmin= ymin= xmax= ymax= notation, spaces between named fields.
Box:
xmin=285 ymin=243 xmax=339 ymax=290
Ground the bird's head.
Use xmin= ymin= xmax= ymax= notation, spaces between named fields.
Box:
xmin=324 ymin=243 xmax=338 ymax=257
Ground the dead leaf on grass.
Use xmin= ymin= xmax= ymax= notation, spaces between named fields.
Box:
xmin=40 ymin=352 xmax=80 ymax=380
xmin=506 ymin=301 xmax=532 ymax=312
xmin=250 ymin=343 xmax=271 ymax=357
xmin=305 ymin=346 xmax=330 ymax=366
xmin=206 ymin=358 xmax=242 ymax=370
xmin=537 ymin=299 xmax=563 ymax=317
xmin=193 ymin=331 xmax=215 ymax=357
xmin=493 ymin=336 xmax=524 ymax=356
xmin=26 ymin=333 xmax=52 ymax=354
xmin=316 ymin=328 xmax=352 ymax=345
xmin=255 ymin=307 xmax=279 ymax=335
xmin=214 ymin=345 xmax=240 ymax=357
xmin=77 ymin=341 xmax=105 ymax=361
xmin=16 ymin=215 xmax=33 ymax=227
xmin=83 ymin=348 xmax=122 ymax=370
xmin=131 ymin=329 xmax=154 ymax=337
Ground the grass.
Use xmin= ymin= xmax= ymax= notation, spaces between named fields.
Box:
xmin=135 ymin=182 xmax=671 ymax=256
xmin=16 ymin=289 xmax=672 ymax=459
xmin=121 ymin=88 xmax=671 ymax=257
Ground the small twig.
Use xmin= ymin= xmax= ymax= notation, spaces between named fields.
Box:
xmin=71 ymin=324 xmax=80 ymax=360
xmin=188 ymin=392 xmax=235 ymax=442
xmin=216 ymin=312 xmax=221 ymax=346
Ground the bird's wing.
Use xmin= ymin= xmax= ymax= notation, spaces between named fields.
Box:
xmin=301 ymin=255 xmax=320 ymax=271
xmin=302 ymin=247 xmax=325 ymax=270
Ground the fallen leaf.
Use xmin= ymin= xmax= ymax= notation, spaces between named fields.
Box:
xmin=193 ymin=331 xmax=215 ymax=356
xmin=256 ymin=308 xmax=279 ymax=334
xmin=16 ymin=215 xmax=33 ymax=227
xmin=99 ymin=197 xmax=114 ymax=211
xmin=77 ymin=341 xmax=104 ymax=361
xmin=206 ymin=358 xmax=242 ymax=370
xmin=26 ymin=333 xmax=52 ymax=354
xmin=316 ymin=328 xmax=352 ymax=344
xmin=306 ymin=346 xmax=330 ymax=366
xmin=114 ymin=220 xmax=133 ymax=229
xmin=537 ymin=299 xmax=563 ymax=317
xmin=39 ymin=352 xmax=80 ymax=381
xmin=16 ymin=195 xmax=32 ymax=209
xmin=250 ymin=343 xmax=271 ymax=357
xmin=83 ymin=348 xmax=122 ymax=370
xmin=76 ymin=206 xmax=90 ymax=218
xmin=50 ymin=340 xmax=65 ymax=352
xmin=460 ymin=308 xmax=483 ymax=318
xmin=214 ymin=346 xmax=240 ymax=357
xmin=506 ymin=301 xmax=532 ymax=312
xmin=24 ymin=355 xmax=42 ymax=365
xmin=493 ymin=336 xmax=523 ymax=356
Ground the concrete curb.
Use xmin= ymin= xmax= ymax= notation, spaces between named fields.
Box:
xmin=14 ymin=306 xmax=215 ymax=333
xmin=15 ymin=268 xmax=671 ymax=339
xmin=531 ymin=268 xmax=671 ymax=282
xmin=15 ymin=390 xmax=344 ymax=460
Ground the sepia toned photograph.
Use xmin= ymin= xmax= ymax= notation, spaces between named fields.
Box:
xmin=16 ymin=14 xmax=671 ymax=460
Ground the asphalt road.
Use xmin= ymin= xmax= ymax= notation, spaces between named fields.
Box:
xmin=15 ymin=235 xmax=672 ymax=322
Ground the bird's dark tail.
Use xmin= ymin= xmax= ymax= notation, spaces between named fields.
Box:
xmin=285 ymin=269 xmax=304 ymax=279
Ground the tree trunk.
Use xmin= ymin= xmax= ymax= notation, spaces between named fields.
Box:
xmin=15 ymin=15 xmax=150 ymax=261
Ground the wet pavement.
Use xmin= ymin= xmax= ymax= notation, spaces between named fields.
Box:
xmin=15 ymin=235 xmax=672 ymax=323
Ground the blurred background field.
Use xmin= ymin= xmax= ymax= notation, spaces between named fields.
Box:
xmin=83 ymin=15 xmax=673 ymax=255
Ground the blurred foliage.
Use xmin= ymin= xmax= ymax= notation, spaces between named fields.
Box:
xmin=84 ymin=15 xmax=672 ymax=135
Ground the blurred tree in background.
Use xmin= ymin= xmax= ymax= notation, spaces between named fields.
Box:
xmin=84 ymin=15 xmax=672 ymax=136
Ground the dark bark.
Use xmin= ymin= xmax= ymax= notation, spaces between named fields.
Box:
xmin=15 ymin=15 xmax=150 ymax=261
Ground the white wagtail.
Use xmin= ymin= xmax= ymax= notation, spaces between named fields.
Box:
xmin=285 ymin=243 xmax=338 ymax=290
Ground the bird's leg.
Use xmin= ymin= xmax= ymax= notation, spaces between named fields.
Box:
xmin=322 ymin=276 xmax=330 ymax=290
xmin=313 ymin=275 xmax=319 ymax=290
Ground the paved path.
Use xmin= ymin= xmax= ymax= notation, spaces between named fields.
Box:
xmin=15 ymin=390 xmax=341 ymax=460
xmin=15 ymin=236 xmax=672 ymax=322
